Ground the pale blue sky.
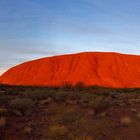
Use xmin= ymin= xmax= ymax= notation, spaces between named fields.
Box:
xmin=1 ymin=0 xmax=140 ymax=74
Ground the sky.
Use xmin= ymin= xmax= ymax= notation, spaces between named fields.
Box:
xmin=1 ymin=0 xmax=140 ymax=74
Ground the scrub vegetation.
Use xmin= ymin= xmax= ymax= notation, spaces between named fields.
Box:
xmin=0 ymin=84 xmax=140 ymax=140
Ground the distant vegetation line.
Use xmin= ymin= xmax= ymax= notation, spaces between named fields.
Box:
xmin=1 ymin=83 xmax=140 ymax=94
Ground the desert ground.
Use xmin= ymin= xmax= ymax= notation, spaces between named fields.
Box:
xmin=0 ymin=84 xmax=140 ymax=140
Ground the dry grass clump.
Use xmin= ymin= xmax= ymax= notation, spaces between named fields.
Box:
xmin=87 ymin=96 xmax=112 ymax=112
xmin=71 ymin=135 xmax=95 ymax=140
xmin=23 ymin=126 xmax=32 ymax=135
xmin=10 ymin=98 xmax=34 ymax=116
xmin=10 ymin=98 xmax=33 ymax=109
xmin=39 ymin=97 xmax=53 ymax=105
xmin=120 ymin=116 xmax=132 ymax=126
xmin=48 ymin=124 xmax=68 ymax=139
xmin=137 ymin=112 xmax=140 ymax=119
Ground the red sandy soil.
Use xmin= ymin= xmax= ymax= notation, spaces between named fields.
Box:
xmin=1 ymin=52 xmax=140 ymax=88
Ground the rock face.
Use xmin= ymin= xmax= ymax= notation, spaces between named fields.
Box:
xmin=1 ymin=52 xmax=140 ymax=88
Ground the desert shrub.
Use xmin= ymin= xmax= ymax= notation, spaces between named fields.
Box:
xmin=118 ymin=88 xmax=139 ymax=93
xmin=51 ymin=107 xmax=95 ymax=137
xmin=0 ymin=95 xmax=13 ymax=104
xmin=46 ymin=92 xmax=61 ymax=101
xmin=48 ymin=125 xmax=68 ymax=140
xmin=120 ymin=116 xmax=132 ymax=126
xmin=92 ymin=88 xmax=109 ymax=95
xmin=6 ymin=90 xmax=18 ymax=95
xmin=10 ymin=98 xmax=34 ymax=115
xmin=51 ymin=107 xmax=83 ymax=125
xmin=27 ymin=89 xmax=70 ymax=102
xmin=80 ymin=93 xmax=95 ymax=103
xmin=70 ymin=116 xmax=116 ymax=139
xmin=58 ymin=110 xmax=82 ymax=124
xmin=91 ymin=117 xmax=120 ymax=139
xmin=12 ymin=110 xmax=23 ymax=117
xmin=22 ymin=90 xmax=48 ymax=100
xmin=79 ymin=94 xmax=96 ymax=107
xmin=74 ymin=81 xmax=85 ymax=91
xmin=88 ymin=96 xmax=112 ymax=112
xmin=116 ymin=93 xmax=132 ymax=105
xmin=56 ymin=91 xmax=68 ymax=101
xmin=68 ymin=92 xmax=81 ymax=101
xmin=0 ymin=84 xmax=5 ymax=90
xmin=62 ymin=82 xmax=73 ymax=90
xmin=26 ymin=92 xmax=47 ymax=100
xmin=72 ymin=117 xmax=95 ymax=136
xmin=10 ymin=98 xmax=33 ymax=109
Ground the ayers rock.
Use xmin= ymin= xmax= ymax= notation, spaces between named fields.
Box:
xmin=1 ymin=52 xmax=140 ymax=88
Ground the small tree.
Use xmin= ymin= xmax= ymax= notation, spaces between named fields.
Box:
xmin=75 ymin=81 xmax=85 ymax=91
xmin=62 ymin=81 xmax=73 ymax=90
